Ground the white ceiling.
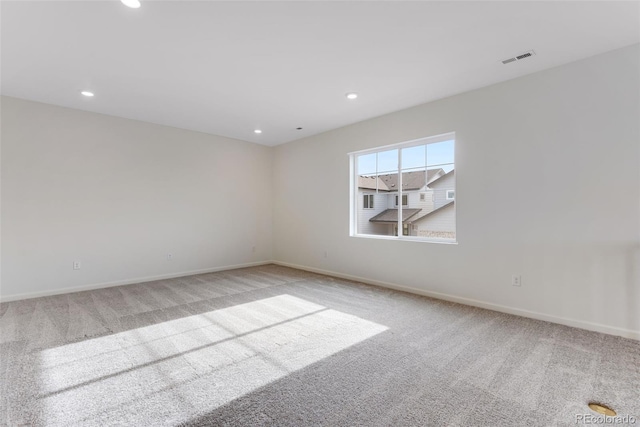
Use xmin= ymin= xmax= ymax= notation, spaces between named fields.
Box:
xmin=2 ymin=1 xmax=639 ymax=146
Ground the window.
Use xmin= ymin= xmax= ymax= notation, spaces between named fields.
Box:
xmin=393 ymin=224 xmax=410 ymax=236
xmin=350 ymin=132 xmax=456 ymax=242
xmin=363 ymin=194 xmax=374 ymax=209
xmin=395 ymin=194 xmax=408 ymax=206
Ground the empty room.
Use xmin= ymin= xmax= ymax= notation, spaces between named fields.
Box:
xmin=1 ymin=1 xmax=639 ymax=426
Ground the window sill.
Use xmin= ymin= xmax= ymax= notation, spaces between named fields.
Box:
xmin=350 ymin=234 xmax=458 ymax=245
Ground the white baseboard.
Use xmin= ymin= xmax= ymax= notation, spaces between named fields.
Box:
xmin=273 ymin=261 xmax=640 ymax=341
xmin=0 ymin=260 xmax=274 ymax=303
xmin=4 ymin=259 xmax=638 ymax=341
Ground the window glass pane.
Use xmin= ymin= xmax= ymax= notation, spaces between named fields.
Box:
xmin=357 ymin=153 xmax=376 ymax=176
xmin=356 ymin=150 xmax=397 ymax=236
xmin=395 ymin=195 xmax=408 ymax=205
xmin=427 ymin=140 xmax=454 ymax=171
xmin=362 ymin=194 xmax=374 ymax=209
xmin=401 ymin=145 xmax=426 ymax=170
xmin=377 ymin=149 xmax=398 ymax=174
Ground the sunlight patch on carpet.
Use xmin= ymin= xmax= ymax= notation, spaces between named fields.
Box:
xmin=38 ymin=294 xmax=387 ymax=425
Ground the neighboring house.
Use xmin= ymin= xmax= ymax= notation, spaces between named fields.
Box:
xmin=357 ymin=176 xmax=391 ymax=235
xmin=429 ymin=169 xmax=455 ymax=210
xmin=357 ymin=169 xmax=451 ymax=237
xmin=411 ymin=170 xmax=456 ymax=239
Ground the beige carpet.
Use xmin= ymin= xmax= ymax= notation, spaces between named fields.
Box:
xmin=0 ymin=264 xmax=638 ymax=426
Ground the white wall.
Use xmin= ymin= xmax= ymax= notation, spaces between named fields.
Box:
xmin=1 ymin=96 xmax=273 ymax=300
xmin=273 ymin=44 xmax=640 ymax=338
xmin=1 ymin=45 xmax=638 ymax=339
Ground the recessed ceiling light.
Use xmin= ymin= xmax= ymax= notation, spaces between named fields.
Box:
xmin=346 ymin=93 xmax=358 ymax=100
xmin=81 ymin=91 xmax=94 ymax=97
xmin=254 ymin=129 xmax=262 ymax=134
xmin=121 ymin=0 xmax=141 ymax=9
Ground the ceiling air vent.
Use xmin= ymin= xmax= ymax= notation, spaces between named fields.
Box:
xmin=502 ymin=50 xmax=535 ymax=65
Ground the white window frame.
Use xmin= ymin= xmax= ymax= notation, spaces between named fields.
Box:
xmin=446 ymin=190 xmax=455 ymax=200
xmin=349 ymin=132 xmax=456 ymax=244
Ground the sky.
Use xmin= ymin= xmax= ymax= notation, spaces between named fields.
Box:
xmin=357 ymin=139 xmax=454 ymax=175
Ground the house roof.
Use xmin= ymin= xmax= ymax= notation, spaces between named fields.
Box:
xmin=369 ymin=208 xmax=422 ymax=223
xmin=358 ymin=176 xmax=390 ymax=191
xmin=411 ymin=201 xmax=455 ymax=223
xmin=427 ymin=169 xmax=454 ymax=188
xmin=359 ymin=169 xmax=443 ymax=191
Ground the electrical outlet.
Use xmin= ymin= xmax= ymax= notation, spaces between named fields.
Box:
xmin=512 ymin=275 xmax=522 ymax=286
xmin=73 ymin=261 xmax=81 ymax=270
xmin=167 ymin=253 xmax=173 ymax=261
